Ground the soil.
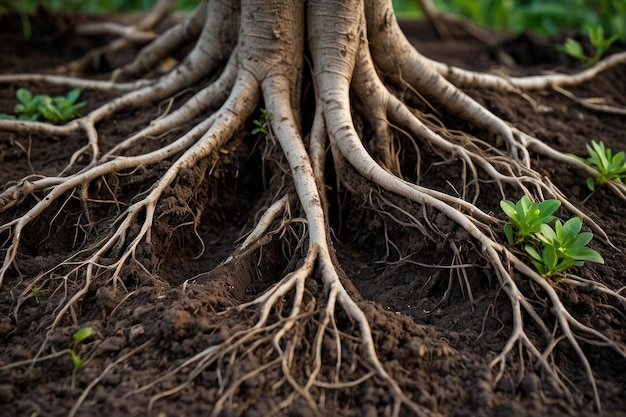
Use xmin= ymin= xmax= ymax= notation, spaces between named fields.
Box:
xmin=0 ymin=8 xmax=625 ymax=417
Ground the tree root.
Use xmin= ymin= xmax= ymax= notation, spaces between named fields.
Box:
xmin=1 ymin=0 xmax=625 ymax=415
xmin=58 ymin=0 xmax=179 ymax=75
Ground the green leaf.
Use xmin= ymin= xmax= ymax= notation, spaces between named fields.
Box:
xmin=569 ymin=232 xmax=594 ymax=248
xmin=69 ymin=102 xmax=86 ymax=112
xmin=565 ymin=247 xmax=604 ymax=264
xmin=16 ymin=88 xmax=32 ymax=104
xmin=52 ymin=96 xmax=66 ymax=106
xmin=517 ymin=195 xmax=531 ymax=217
xmin=504 ymin=224 xmax=515 ymax=245
xmin=73 ymin=327 xmax=94 ymax=344
xmin=593 ymin=141 xmax=610 ymax=168
xmin=587 ymin=25 xmax=619 ymax=61
xmin=69 ymin=350 xmax=83 ymax=369
xmin=38 ymin=96 xmax=52 ymax=108
xmin=538 ymin=223 xmax=556 ymax=243
xmin=612 ymin=151 xmax=625 ymax=166
xmin=31 ymin=94 xmax=45 ymax=104
xmin=524 ymin=245 xmax=542 ymax=262
xmin=38 ymin=102 xmax=64 ymax=123
xmin=542 ymin=245 xmax=558 ymax=270
xmin=554 ymin=257 xmax=577 ymax=272
xmin=18 ymin=113 xmax=40 ymax=121
xmin=586 ymin=177 xmax=596 ymax=191
xmin=260 ymin=108 xmax=272 ymax=119
xmin=500 ymin=199 xmax=517 ymax=219
xmin=537 ymin=199 xmax=561 ymax=217
xmin=65 ymin=88 xmax=81 ymax=104
xmin=562 ymin=38 xmax=586 ymax=60
xmin=530 ymin=260 xmax=547 ymax=276
xmin=554 ymin=219 xmax=564 ymax=241
xmin=561 ymin=217 xmax=582 ymax=237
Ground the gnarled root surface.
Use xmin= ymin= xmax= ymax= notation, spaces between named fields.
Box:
xmin=1 ymin=1 xmax=625 ymax=416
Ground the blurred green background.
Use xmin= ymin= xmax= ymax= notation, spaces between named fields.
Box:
xmin=1 ymin=0 xmax=625 ymax=39
xmin=395 ymin=0 xmax=625 ymax=39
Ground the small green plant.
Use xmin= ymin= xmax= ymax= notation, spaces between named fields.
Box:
xmin=501 ymin=195 xmax=603 ymax=279
xmin=37 ymin=88 xmax=86 ymax=123
xmin=0 ymin=88 xmax=86 ymax=123
xmin=45 ymin=327 xmax=95 ymax=388
xmin=0 ymin=325 xmax=95 ymax=388
xmin=15 ymin=88 xmax=44 ymax=120
xmin=31 ymin=285 xmax=42 ymax=303
xmin=524 ymin=217 xmax=604 ymax=278
xmin=577 ymin=140 xmax=626 ymax=191
xmin=499 ymin=195 xmax=561 ymax=245
xmin=561 ymin=25 xmax=619 ymax=64
xmin=251 ymin=108 xmax=272 ymax=137
xmin=67 ymin=326 xmax=94 ymax=388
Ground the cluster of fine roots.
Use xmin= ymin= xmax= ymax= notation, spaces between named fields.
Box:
xmin=1 ymin=0 xmax=625 ymax=416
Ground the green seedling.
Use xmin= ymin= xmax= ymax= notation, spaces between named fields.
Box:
xmin=72 ymin=326 xmax=94 ymax=345
xmin=1 ymin=88 xmax=86 ymax=123
xmin=31 ymin=285 xmax=41 ymax=303
xmin=38 ymin=88 xmax=86 ymax=123
xmin=45 ymin=326 xmax=94 ymax=388
xmin=501 ymin=195 xmax=603 ymax=279
xmin=251 ymin=108 xmax=272 ymax=137
xmin=500 ymin=195 xmax=561 ymax=245
xmin=67 ymin=326 xmax=94 ymax=389
xmin=561 ymin=25 xmax=619 ymax=64
xmin=0 ymin=326 xmax=94 ymax=388
xmin=14 ymin=88 xmax=44 ymax=121
xmin=524 ymin=217 xmax=604 ymax=278
xmin=577 ymin=140 xmax=626 ymax=191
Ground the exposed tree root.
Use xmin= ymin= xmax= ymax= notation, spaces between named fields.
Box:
xmin=59 ymin=0 xmax=179 ymax=74
xmin=1 ymin=0 xmax=625 ymax=415
xmin=426 ymin=51 xmax=626 ymax=91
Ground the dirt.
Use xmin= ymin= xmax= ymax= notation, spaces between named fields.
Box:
xmin=1 ymin=8 xmax=625 ymax=417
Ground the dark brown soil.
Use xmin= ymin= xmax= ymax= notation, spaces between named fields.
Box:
xmin=1 ymin=9 xmax=625 ymax=417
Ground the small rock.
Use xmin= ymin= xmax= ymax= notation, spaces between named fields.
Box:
xmin=128 ymin=325 xmax=145 ymax=343
xmin=97 ymin=336 xmax=126 ymax=351
xmin=0 ymin=384 xmax=15 ymax=403
xmin=0 ymin=317 xmax=14 ymax=338
xmin=132 ymin=305 xmax=154 ymax=319
xmin=518 ymin=373 xmax=541 ymax=396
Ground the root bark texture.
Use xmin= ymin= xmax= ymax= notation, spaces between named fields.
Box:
xmin=1 ymin=0 xmax=625 ymax=415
